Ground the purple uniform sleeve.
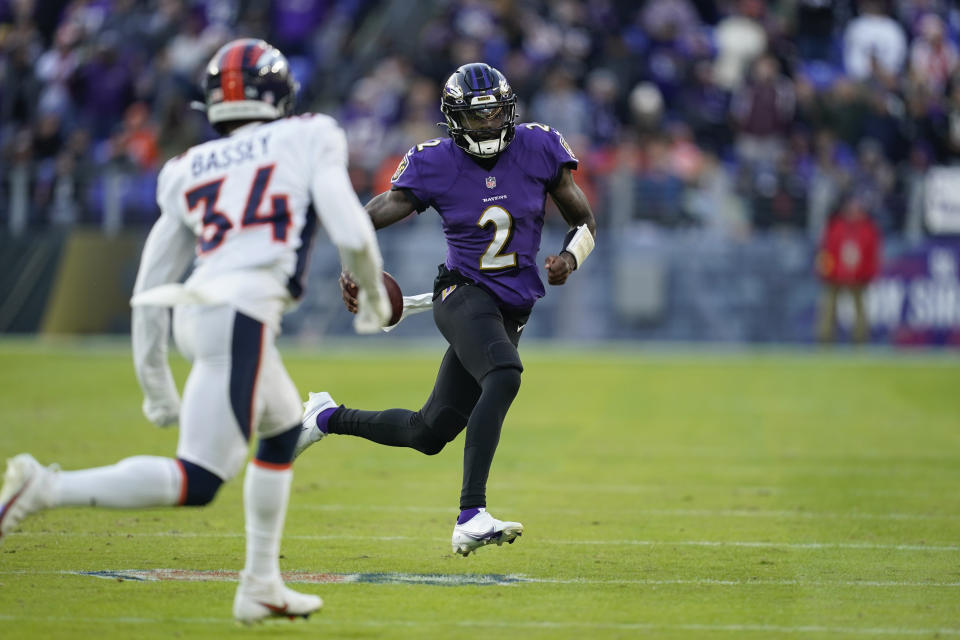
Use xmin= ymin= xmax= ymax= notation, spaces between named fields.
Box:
xmin=389 ymin=139 xmax=452 ymax=212
xmin=516 ymin=123 xmax=579 ymax=187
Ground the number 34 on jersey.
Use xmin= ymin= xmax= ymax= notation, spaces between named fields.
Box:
xmin=186 ymin=164 xmax=291 ymax=254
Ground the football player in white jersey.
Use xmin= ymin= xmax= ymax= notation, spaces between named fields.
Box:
xmin=0 ymin=39 xmax=392 ymax=623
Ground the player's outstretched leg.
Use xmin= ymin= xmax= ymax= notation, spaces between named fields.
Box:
xmin=296 ymin=388 xmax=460 ymax=457
xmin=0 ymin=454 xmax=58 ymax=542
xmin=1 ymin=453 xmax=203 ymax=543
xmin=293 ymin=392 xmax=338 ymax=459
xmin=451 ymin=507 xmax=523 ymax=557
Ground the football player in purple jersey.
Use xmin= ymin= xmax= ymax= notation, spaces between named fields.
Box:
xmin=296 ymin=62 xmax=597 ymax=556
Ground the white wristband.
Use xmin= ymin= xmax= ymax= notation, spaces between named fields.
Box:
xmin=563 ymin=224 xmax=595 ymax=269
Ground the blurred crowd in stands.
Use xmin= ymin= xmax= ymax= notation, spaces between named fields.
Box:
xmin=2 ymin=0 xmax=959 ymax=244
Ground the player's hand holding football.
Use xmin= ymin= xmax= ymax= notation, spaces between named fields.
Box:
xmin=348 ymin=272 xmax=391 ymax=334
xmin=340 ymin=270 xmax=401 ymax=333
xmin=545 ymin=252 xmax=576 ymax=285
xmin=339 ymin=271 xmax=359 ymax=313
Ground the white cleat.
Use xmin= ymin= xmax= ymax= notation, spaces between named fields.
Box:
xmin=451 ymin=508 xmax=523 ymax=556
xmin=293 ymin=392 xmax=337 ymax=459
xmin=233 ymin=572 xmax=323 ymax=624
xmin=0 ymin=454 xmax=58 ymax=542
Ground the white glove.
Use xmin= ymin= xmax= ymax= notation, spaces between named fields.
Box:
xmin=353 ymin=285 xmax=392 ymax=334
xmin=142 ymin=395 xmax=180 ymax=427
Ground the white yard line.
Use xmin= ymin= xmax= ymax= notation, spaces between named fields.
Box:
xmin=0 ymin=613 xmax=956 ymax=636
xmin=482 ymin=482 xmax=953 ymax=498
xmin=538 ymin=539 xmax=960 ymax=552
xmin=293 ymin=503 xmax=960 ymax=521
xmin=534 ymin=578 xmax=960 ymax=588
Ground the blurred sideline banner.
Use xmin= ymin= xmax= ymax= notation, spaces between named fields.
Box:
xmin=41 ymin=230 xmax=142 ymax=334
xmin=1 ymin=227 xmax=957 ymax=346
xmin=842 ymin=240 xmax=960 ymax=346
xmin=925 ymin=167 xmax=960 ymax=234
xmin=0 ymin=231 xmax=67 ymax=332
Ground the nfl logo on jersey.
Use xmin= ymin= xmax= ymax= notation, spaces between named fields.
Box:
xmin=485 ymin=176 xmax=497 ymax=189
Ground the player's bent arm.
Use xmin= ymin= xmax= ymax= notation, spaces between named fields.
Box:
xmin=365 ymin=189 xmax=416 ymax=230
xmin=131 ymin=212 xmax=194 ymax=426
xmin=547 ymin=167 xmax=597 ymax=275
xmin=548 ymin=167 xmax=597 ymax=239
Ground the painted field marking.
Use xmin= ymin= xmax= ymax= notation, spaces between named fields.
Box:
xmin=1 ymin=569 xmax=959 ymax=589
xmin=12 ymin=531 xmax=960 ymax=552
xmin=484 ymin=482 xmax=951 ymax=499
xmin=0 ymin=612 xmax=956 ymax=636
xmin=294 ymin=503 xmax=960 ymax=522
xmin=74 ymin=569 xmax=527 ymax=586
xmin=522 ymin=539 xmax=960 ymax=553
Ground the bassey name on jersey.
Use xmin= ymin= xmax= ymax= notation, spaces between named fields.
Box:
xmin=190 ymin=134 xmax=272 ymax=178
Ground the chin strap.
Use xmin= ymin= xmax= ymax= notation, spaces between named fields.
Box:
xmin=561 ymin=224 xmax=595 ymax=269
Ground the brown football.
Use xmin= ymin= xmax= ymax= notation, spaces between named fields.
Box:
xmin=383 ymin=271 xmax=403 ymax=327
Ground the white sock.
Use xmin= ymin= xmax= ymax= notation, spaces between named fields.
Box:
xmin=242 ymin=461 xmax=292 ymax=580
xmin=55 ymin=456 xmax=182 ymax=508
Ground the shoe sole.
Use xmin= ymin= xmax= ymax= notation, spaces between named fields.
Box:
xmin=0 ymin=483 xmax=28 ymax=540
xmin=235 ymin=610 xmax=320 ymax=625
xmin=234 ymin=598 xmax=323 ymax=625
xmin=453 ymin=524 xmax=523 ymax=557
xmin=0 ymin=458 xmax=33 ymax=541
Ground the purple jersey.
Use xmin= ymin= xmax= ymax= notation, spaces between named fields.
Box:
xmin=391 ymin=123 xmax=578 ymax=309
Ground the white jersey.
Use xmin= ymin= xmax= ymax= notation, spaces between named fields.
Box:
xmin=131 ymin=114 xmax=388 ymax=421
xmin=133 ymin=114 xmax=377 ymax=329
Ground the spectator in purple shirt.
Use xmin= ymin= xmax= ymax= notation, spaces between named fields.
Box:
xmin=74 ymin=37 xmax=135 ymax=139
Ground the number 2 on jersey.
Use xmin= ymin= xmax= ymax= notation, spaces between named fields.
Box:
xmin=185 ymin=164 xmax=290 ymax=253
xmin=478 ymin=205 xmax=517 ymax=270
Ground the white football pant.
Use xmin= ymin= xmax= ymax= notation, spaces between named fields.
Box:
xmin=172 ymin=303 xmax=302 ymax=481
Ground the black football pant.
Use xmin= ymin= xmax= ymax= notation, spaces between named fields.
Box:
xmin=329 ymin=273 xmax=529 ymax=510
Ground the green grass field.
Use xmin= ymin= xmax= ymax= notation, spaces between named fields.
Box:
xmin=1 ymin=339 xmax=958 ymax=639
